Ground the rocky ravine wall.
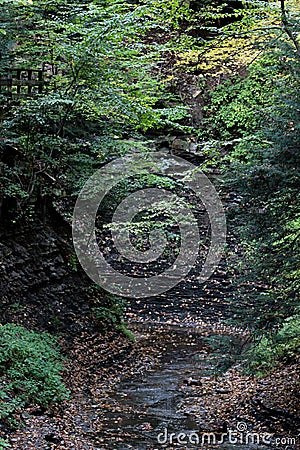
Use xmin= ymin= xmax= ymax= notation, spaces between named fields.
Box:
xmin=0 ymin=214 xmax=105 ymax=334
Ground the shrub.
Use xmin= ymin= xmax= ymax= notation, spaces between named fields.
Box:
xmin=246 ymin=315 xmax=300 ymax=374
xmin=93 ymin=296 xmax=136 ymax=341
xmin=0 ymin=323 xmax=69 ymax=428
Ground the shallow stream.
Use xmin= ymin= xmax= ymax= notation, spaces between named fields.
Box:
xmin=95 ymin=326 xmax=270 ymax=450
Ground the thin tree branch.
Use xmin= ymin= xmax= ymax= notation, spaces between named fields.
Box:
xmin=280 ymin=0 xmax=300 ymax=55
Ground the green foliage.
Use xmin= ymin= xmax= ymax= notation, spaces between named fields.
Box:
xmin=102 ymin=172 xmax=177 ymax=209
xmin=0 ymin=438 xmax=10 ymax=449
xmin=116 ymin=323 xmax=136 ymax=342
xmin=195 ymin=1 xmax=300 ymax=370
xmin=93 ymin=295 xmax=135 ymax=340
xmin=203 ymin=333 xmax=246 ymax=374
xmin=1 ymin=0 xmax=280 ymax=220
xmin=228 ymin=64 xmax=300 ymax=328
xmin=199 ymin=3 xmax=300 ymax=327
xmin=246 ymin=315 xmax=300 ymax=374
xmin=200 ymin=57 xmax=277 ymax=140
xmin=0 ymin=324 xmax=68 ymax=429
xmin=0 ymin=0 xmax=190 ymax=220
xmin=93 ymin=295 xmax=125 ymax=329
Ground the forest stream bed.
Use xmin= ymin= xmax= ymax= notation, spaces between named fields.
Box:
xmin=2 ymin=183 xmax=299 ymax=450
xmin=93 ymin=325 xmax=271 ymax=450
xmin=7 ymin=321 xmax=299 ymax=450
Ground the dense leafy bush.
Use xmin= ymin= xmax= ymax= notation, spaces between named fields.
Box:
xmin=246 ymin=315 xmax=300 ymax=374
xmin=199 ymin=58 xmax=277 ymax=140
xmin=93 ymin=296 xmax=136 ymax=341
xmin=0 ymin=324 xmax=68 ymax=428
